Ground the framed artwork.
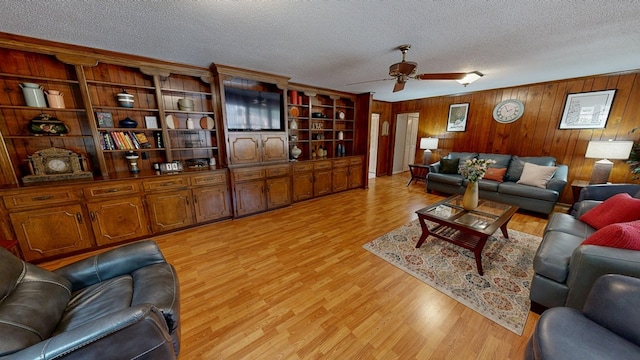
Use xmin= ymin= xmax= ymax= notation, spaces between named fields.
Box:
xmin=447 ymin=103 xmax=469 ymax=132
xmin=559 ymin=90 xmax=616 ymax=129
xmin=144 ymin=115 xmax=159 ymax=129
xmin=95 ymin=112 xmax=113 ymax=128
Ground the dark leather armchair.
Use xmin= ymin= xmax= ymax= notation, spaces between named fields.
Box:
xmin=0 ymin=240 xmax=180 ymax=359
xmin=525 ymin=274 xmax=640 ymax=359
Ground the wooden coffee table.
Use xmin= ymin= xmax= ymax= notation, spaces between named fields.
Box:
xmin=415 ymin=195 xmax=518 ymax=275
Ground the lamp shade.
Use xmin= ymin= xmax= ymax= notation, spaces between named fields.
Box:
xmin=585 ymin=140 xmax=634 ymax=160
xmin=419 ymin=137 xmax=439 ymax=150
xmin=456 ymin=71 xmax=483 ymax=86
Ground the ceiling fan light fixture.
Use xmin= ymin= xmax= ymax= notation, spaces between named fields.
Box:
xmin=456 ymin=71 xmax=484 ymax=86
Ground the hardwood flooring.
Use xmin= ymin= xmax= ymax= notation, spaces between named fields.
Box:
xmin=41 ymin=173 xmax=560 ymax=359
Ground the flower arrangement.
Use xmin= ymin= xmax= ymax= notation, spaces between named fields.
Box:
xmin=459 ymin=158 xmax=496 ymax=182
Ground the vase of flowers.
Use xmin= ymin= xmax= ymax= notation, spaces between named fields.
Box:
xmin=459 ymin=158 xmax=496 ymax=210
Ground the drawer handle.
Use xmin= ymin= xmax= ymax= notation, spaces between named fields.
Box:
xmin=33 ymin=195 xmax=54 ymax=201
xmin=90 ymin=212 xmax=96 ymax=222
xmin=194 ymin=195 xmax=198 ymax=204
xmin=76 ymin=212 xmax=83 ymax=224
xmin=106 ymin=188 xmax=121 ymax=193
xmin=160 ymin=182 xmax=175 ymax=187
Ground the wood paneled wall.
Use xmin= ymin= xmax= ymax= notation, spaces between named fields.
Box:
xmin=374 ymin=70 xmax=640 ymax=204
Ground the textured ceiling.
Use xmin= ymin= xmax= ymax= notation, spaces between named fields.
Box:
xmin=1 ymin=1 xmax=639 ymax=102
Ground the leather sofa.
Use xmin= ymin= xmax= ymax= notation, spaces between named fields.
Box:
xmin=525 ymin=274 xmax=640 ymax=360
xmin=0 ymin=240 xmax=180 ymax=359
xmin=427 ymin=152 xmax=568 ymax=215
xmin=530 ymin=184 xmax=640 ymax=311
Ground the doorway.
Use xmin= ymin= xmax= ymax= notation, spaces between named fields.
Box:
xmin=368 ymin=113 xmax=379 ymax=178
xmin=392 ymin=112 xmax=419 ymax=174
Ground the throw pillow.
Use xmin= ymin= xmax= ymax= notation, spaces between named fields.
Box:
xmin=440 ymin=158 xmax=460 ymax=174
xmin=516 ymin=162 xmax=558 ymax=188
xmin=582 ymin=220 xmax=640 ymax=251
xmin=580 ymin=193 xmax=640 ymax=229
xmin=505 ymin=156 xmax=525 ymax=182
xmin=483 ymin=167 xmax=507 ymax=182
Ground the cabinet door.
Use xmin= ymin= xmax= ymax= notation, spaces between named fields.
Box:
xmin=292 ymin=171 xmax=314 ymax=202
xmin=228 ymin=133 xmax=260 ymax=165
xmin=146 ymin=190 xmax=194 ymax=233
xmin=192 ymin=185 xmax=232 ymax=223
xmin=266 ymin=176 xmax=291 ymax=209
xmin=261 ymin=134 xmax=287 ymax=162
xmin=348 ymin=164 xmax=363 ymax=189
xmin=10 ymin=204 xmax=93 ymax=261
xmin=234 ymin=180 xmax=266 ymax=216
xmin=314 ymin=169 xmax=333 ymax=197
xmin=87 ymin=196 xmax=149 ymax=246
xmin=332 ymin=166 xmax=349 ymax=192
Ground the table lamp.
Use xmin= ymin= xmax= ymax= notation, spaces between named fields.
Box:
xmin=585 ymin=140 xmax=634 ymax=184
xmin=420 ymin=137 xmax=439 ymax=165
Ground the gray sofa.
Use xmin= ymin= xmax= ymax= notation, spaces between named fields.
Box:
xmin=525 ymin=274 xmax=640 ymax=360
xmin=427 ymin=152 xmax=568 ymax=215
xmin=530 ymin=184 xmax=640 ymax=311
xmin=0 ymin=240 xmax=180 ymax=359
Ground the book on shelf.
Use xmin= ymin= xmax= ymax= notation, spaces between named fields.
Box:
xmin=133 ymin=132 xmax=152 ymax=148
xmin=96 ymin=112 xmax=114 ymax=128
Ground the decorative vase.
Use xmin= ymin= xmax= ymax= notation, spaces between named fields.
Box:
xmin=44 ymin=90 xmax=65 ymax=108
xmin=290 ymin=145 xmax=302 ymax=159
xmin=462 ymin=181 xmax=479 ymax=210
xmin=19 ymin=82 xmax=47 ymax=107
xmin=289 ymin=118 xmax=298 ymax=130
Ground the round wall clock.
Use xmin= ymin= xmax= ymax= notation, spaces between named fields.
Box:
xmin=493 ymin=99 xmax=524 ymax=124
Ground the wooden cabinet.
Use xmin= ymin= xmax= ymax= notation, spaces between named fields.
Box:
xmin=146 ymin=189 xmax=195 ymax=233
xmin=9 ymin=204 xmax=93 ymax=262
xmin=313 ymin=160 xmax=333 ymax=197
xmin=332 ymin=159 xmax=349 ymax=192
xmin=291 ymin=162 xmax=314 ymax=202
xmin=228 ymin=132 xmax=287 ymax=165
xmin=86 ymin=196 xmax=149 ymax=246
xmin=348 ymin=156 xmax=364 ymax=189
xmin=231 ymin=164 xmax=290 ymax=217
xmin=192 ymin=185 xmax=231 ymax=222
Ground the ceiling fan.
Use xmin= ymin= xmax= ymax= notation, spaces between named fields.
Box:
xmin=353 ymin=45 xmax=483 ymax=92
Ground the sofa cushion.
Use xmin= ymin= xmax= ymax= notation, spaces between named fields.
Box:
xmin=478 ymin=179 xmax=500 ymax=191
xmin=517 ymin=162 xmax=558 ymax=188
xmin=505 ymin=155 xmax=557 ymax=182
xmin=0 ymin=249 xmax=72 ymax=356
xmin=582 ymin=221 xmax=640 ymax=251
xmin=580 ymin=193 xmax=640 ymax=229
xmin=545 ymin=212 xmax=597 ymax=238
xmin=533 ymin=230 xmax=586 ymax=283
xmin=440 ymin=158 xmax=460 ymax=174
xmin=478 ymin=153 xmax=512 ymax=168
xmin=484 ymin=167 xmax=507 ymax=182
xmin=428 ymin=172 xmax=464 ymax=186
xmin=497 ymin=182 xmax=560 ymax=202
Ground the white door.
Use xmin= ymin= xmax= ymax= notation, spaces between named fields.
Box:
xmin=368 ymin=113 xmax=379 ymax=178
xmin=392 ymin=112 xmax=419 ymax=174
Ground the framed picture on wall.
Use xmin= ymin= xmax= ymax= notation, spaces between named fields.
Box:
xmin=447 ymin=103 xmax=469 ymax=132
xmin=558 ymin=90 xmax=616 ymax=129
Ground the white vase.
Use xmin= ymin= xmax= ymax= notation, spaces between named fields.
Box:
xmin=291 ymin=145 xmax=302 ymax=159
xmin=290 ymin=118 xmax=298 ymax=130
xmin=462 ymin=181 xmax=479 ymax=210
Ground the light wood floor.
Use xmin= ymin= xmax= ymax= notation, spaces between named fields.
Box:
xmin=42 ymin=173 xmax=560 ymax=359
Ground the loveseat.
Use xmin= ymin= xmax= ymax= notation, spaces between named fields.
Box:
xmin=427 ymin=152 xmax=568 ymax=215
xmin=0 ymin=240 xmax=180 ymax=359
xmin=525 ymin=274 xmax=640 ymax=360
xmin=530 ymin=184 xmax=640 ymax=311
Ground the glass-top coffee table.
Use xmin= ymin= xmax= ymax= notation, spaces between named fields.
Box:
xmin=415 ymin=195 xmax=518 ymax=275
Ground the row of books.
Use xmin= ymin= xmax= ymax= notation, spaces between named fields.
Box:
xmin=99 ymin=131 xmax=152 ymax=150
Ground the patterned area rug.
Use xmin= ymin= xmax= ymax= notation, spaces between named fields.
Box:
xmin=363 ymin=219 xmax=541 ymax=335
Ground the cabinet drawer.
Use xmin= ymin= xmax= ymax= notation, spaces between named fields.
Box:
xmin=143 ymin=177 xmax=190 ymax=191
xmin=349 ymin=156 xmax=363 ymax=165
xmin=314 ymin=160 xmax=332 ymax=170
xmin=84 ymin=182 xmax=141 ymax=199
xmin=265 ymin=164 xmax=290 ymax=178
xmin=191 ymin=172 xmax=227 ymax=186
xmin=333 ymin=159 xmax=349 ymax=168
xmin=233 ymin=168 xmax=265 ymax=182
xmin=3 ymin=189 xmax=81 ymax=209
xmin=292 ymin=163 xmax=314 ymax=173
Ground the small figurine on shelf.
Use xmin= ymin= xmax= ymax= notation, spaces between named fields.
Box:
xmin=125 ymin=151 xmax=140 ymax=173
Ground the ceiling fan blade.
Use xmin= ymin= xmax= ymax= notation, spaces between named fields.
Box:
xmin=414 ymin=72 xmax=467 ymax=80
xmin=393 ymin=80 xmax=405 ymax=92
xmin=346 ymin=78 xmax=395 ymax=86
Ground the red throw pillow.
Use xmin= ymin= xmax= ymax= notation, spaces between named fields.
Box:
xmin=579 ymin=193 xmax=640 ymax=229
xmin=483 ymin=167 xmax=507 ymax=182
xmin=582 ymin=220 xmax=640 ymax=251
